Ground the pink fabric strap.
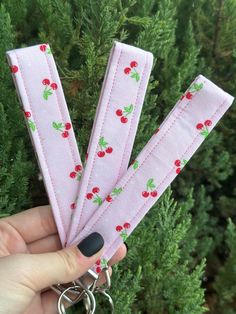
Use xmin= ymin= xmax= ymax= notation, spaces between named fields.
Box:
xmin=6 ymin=44 xmax=83 ymax=246
xmin=66 ymin=42 xmax=153 ymax=245
xmin=71 ymin=75 xmax=234 ymax=274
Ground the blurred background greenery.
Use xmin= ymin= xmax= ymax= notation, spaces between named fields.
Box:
xmin=0 ymin=0 xmax=235 ymax=313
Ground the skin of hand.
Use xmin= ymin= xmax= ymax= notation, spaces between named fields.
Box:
xmin=0 ymin=205 xmax=127 ymax=314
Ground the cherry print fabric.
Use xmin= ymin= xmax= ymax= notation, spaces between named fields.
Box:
xmin=6 ymin=43 xmax=234 ymax=279
xmin=6 ymin=44 xmax=82 ymax=246
xmin=70 ymin=75 xmax=234 ymax=274
xmin=66 ymin=42 xmax=153 ymax=245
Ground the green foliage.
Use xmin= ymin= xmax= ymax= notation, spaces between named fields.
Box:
xmin=213 ymin=219 xmax=236 ymax=314
xmin=0 ymin=4 xmax=35 ymax=215
xmin=124 ymin=188 xmax=206 ymax=314
xmin=0 ymin=0 xmax=236 ymax=313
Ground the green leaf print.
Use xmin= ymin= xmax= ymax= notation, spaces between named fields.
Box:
xmin=93 ymin=195 xmax=102 ymax=206
xmin=147 ymin=178 xmax=156 ymax=190
xmin=111 ymin=187 xmax=122 ymax=196
xmin=124 ymin=104 xmax=133 ymax=115
xmin=200 ymin=130 xmax=209 ymax=138
xmin=194 ymin=82 xmax=203 ymax=91
xmin=99 ymin=136 xmax=108 ymax=149
xmin=133 ymin=160 xmax=139 ymax=170
xmin=189 ymin=82 xmax=203 ymax=93
xmin=131 ymin=71 xmax=140 ymax=82
xmin=43 ymin=89 xmax=53 ymax=100
xmin=101 ymin=258 xmax=108 ymax=268
xmin=77 ymin=173 xmax=82 ymax=181
xmin=120 ymin=230 xmax=128 ymax=241
xmin=52 ymin=122 xmax=63 ymax=131
xmin=28 ymin=120 xmax=36 ymax=132
xmin=47 ymin=47 xmax=52 ymax=54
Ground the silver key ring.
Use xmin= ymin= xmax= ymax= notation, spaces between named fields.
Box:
xmin=57 ymin=285 xmax=96 ymax=314
xmin=53 ymin=267 xmax=114 ymax=313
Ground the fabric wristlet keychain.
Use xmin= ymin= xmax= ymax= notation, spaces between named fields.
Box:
xmin=67 ymin=42 xmax=153 ymax=246
xmin=73 ymin=75 xmax=234 ymax=273
xmin=6 ymin=44 xmax=83 ymax=246
xmin=6 ymin=42 xmax=234 ymax=313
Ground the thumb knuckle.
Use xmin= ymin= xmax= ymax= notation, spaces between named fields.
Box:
xmin=56 ymin=248 xmax=79 ymax=277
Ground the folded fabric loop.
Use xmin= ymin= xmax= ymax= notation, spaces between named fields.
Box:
xmin=6 ymin=44 xmax=83 ymax=246
xmin=66 ymin=42 xmax=153 ymax=245
xmin=71 ymin=75 xmax=234 ymax=274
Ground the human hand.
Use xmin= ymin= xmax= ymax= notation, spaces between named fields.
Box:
xmin=0 ymin=205 xmax=127 ymax=314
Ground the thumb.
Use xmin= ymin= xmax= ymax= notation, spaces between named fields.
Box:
xmin=5 ymin=232 xmax=104 ymax=292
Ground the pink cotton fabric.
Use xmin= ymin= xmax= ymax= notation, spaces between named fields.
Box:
xmin=70 ymin=75 xmax=234 ymax=274
xmin=66 ymin=42 xmax=153 ymax=245
xmin=6 ymin=44 xmax=83 ymax=245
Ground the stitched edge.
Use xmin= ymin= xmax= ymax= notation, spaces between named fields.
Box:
xmin=44 ymin=51 xmax=81 ymax=166
xmin=74 ymin=45 xmax=124 ymax=233
xmin=14 ymin=50 xmax=71 ymax=239
xmin=116 ymin=51 xmax=149 ymax=180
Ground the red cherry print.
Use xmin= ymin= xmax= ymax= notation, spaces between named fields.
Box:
xmin=62 ymin=131 xmax=69 ymax=138
xmin=10 ymin=65 xmax=18 ymax=73
xmin=75 ymin=164 xmax=82 ymax=172
xmin=186 ymin=92 xmax=193 ymax=99
xmin=97 ymin=151 xmax=105 ymax=158
xmin=96 ymin=266 xmax=102 ymax=273
xmin=24 ymin=111 xmax=31 ymax=118
xmin=142 ymin=191 xmax=149 ymax=198
xmin=196 ymin=123 xmax=204 ymax=130
xmin=106 ymin=195 xmax=112 ymax=202
xmin=86 ymin=193 xmax=93 ymax=200
xmin=65 ymin=122 xmax=71 ymax=130
xmin=124 ymin=67 xmax=131 ymax=75
xmin=40 ymin=44 xmax=47 ymax=52
xmin=70 ymin=203 xmax=76 ymax=210
xmin=121 ymin=116 xmax=128 ymax=123
xmin=70 ymin=172 xmax=76 ymax=178
xmin=116 ymin=109 xmax=123 ymax=116
xmin=106 ymin=147 xmax=113 ymax=154
xmin=50 ymin=82 xmax=58 ymax=90
xmin=130 ymin=60 xmax=138 ymax=68
xmin=175 ymin=160 xmax=181 ymax=167
xmin=116 ymin=225 xmax=123 ymax=232
xmin=180 ymin=95 xmax=185 ymax=100
xmin=204 ymin=120 xmax=212 ymax=126
xmin=123 ymin=222 xmax=131 ymax=229
xmin=92 ymin=187 xmax=100 ymax=194
xmin=42 ymin=78 xmax=50 ymax=85
xmin=176 ymin=168 xmax=181 ymax=174
xmin=151 ymin=190 xmax=158 ymax=197
xmin=95 ymin=259 xmax=101 ymax=266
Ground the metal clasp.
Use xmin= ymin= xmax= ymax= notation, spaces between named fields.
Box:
xmin=52 ymin=267 xmax=114 ymax=313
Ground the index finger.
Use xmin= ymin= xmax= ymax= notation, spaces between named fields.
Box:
xmin=1 ymin=205 xmax=58 ymax=243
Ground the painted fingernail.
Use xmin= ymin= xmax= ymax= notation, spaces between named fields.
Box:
xmin=77 ymin=232 xmax=104 ymax=257
xmin=124 ymin=242 xmax=129 ymax=252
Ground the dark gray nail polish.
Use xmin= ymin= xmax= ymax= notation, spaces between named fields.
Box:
xmin=77 ymin=232 xmax=104 ymax=257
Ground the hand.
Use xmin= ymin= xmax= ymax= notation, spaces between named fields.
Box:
xmin=0 ymin=205 xmax=127 ymax=314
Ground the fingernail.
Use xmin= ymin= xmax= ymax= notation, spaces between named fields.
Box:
xmin=124 ymin=242 xmax=129 ymax=252
xmin=77 ymin=232 xmax=104 ymax=257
